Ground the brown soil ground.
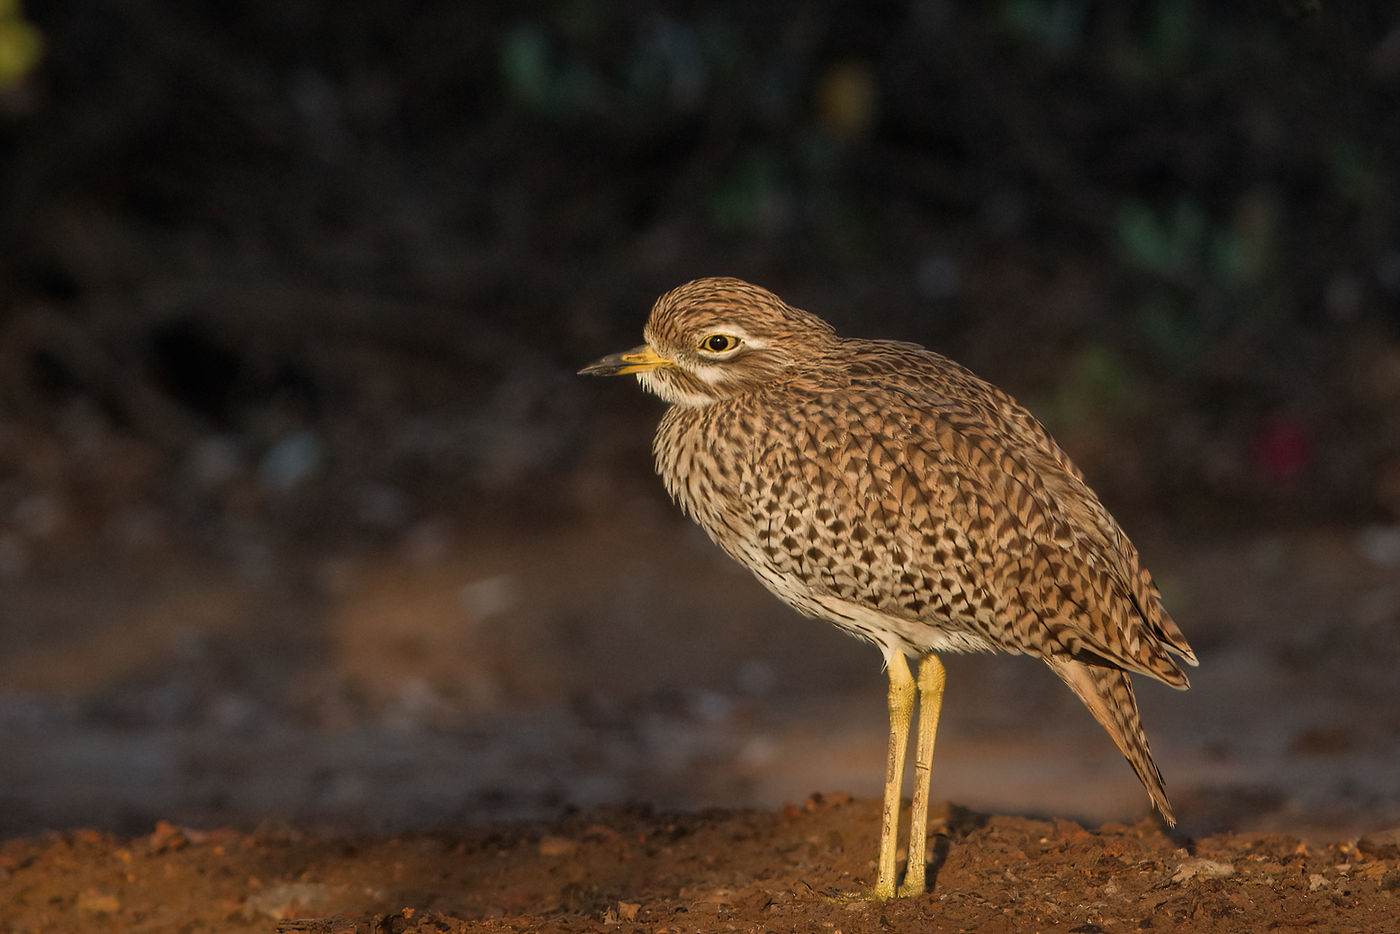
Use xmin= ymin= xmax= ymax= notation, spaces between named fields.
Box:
xmin=5 ymin=801 xmax=1400 ymax=933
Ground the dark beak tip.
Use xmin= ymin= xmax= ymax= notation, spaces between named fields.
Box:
xmin=578 ymin=354 xmax=627 ymax=377
xmin=579 ymin=345 xmax=652 ymax=377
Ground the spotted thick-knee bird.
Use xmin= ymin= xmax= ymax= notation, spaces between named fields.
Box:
xmin=580 ymin=277 xmax=1196 ymax=899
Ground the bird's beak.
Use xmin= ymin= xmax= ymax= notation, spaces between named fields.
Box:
xmin=578 ymin=344 xmax=673 ymax=376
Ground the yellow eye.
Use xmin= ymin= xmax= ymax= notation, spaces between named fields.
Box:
xmin=700 ymin=333 xmax=741 ymax=354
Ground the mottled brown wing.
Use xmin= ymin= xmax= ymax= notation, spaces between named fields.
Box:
xmin=917 ymin=355 xmax=1197 ymax=669
xmin=913 ymin=399 xmax=1192 ymax=686
xmin=749 ymin=368 xmax=1191 ymax=688
xmin=846 ymin=342 xmax=1194 ymax=668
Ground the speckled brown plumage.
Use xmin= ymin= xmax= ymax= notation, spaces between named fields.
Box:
xmin=581 ymin=276 xmax=1196 ymax=898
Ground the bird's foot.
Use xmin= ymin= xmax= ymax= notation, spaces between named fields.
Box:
xmin=822 ymin=871 xmax=924 ymax=902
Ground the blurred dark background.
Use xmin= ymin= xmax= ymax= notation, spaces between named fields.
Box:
xmin=1 ymin=1 xmax=1398 ymax=839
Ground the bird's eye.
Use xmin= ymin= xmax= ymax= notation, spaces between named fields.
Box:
xmin=700 ymin=334 xmax=740 ymax=354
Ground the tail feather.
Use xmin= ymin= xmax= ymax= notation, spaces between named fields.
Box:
xmin=1044 ymin=656 xmax=1175 ymax=827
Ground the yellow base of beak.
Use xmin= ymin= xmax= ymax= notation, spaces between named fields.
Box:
xmin=579 ymin=344 xmax=672 ymax=376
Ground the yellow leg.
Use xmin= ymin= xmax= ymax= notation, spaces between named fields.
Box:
xmin=897 ymin=653 xmax=947 ymax=897
xmin=874 ymin=652 xmax=915 ymax=900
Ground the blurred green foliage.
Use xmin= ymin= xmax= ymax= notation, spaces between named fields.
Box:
xmin=1115 ymin=190 xmax=1285 ymax=367
xmin=1116 ymin=198 xmax=1210 ymax=283
xmin=999 ymin=0 xmax=1203 ymax=79
xmin=1115 ymin=197 xmax=1264 ymax=290
xmin=1108 ymin=0 xmax=1201 ymax=81
xmin=708 ymin=145 xmax=785 ymax=234
xmin=1047 ymin=341 xmax=1143 ymax=430
xmin=497 ymin=13 xmax=730 ymax=122
xmin=494 ymin=11 xmax=882 ymax=246
xmin=998 ymin=0 xmax=1089 ymax=55
xmin=0 ymin=0 xmax=42 ymax=90
xmin=498 ymin=23 xmax=602 ymax=118
xmin=1327 ymin=138 xmax=1389 ymax=208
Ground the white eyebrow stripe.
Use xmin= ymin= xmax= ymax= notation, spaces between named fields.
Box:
xmin=699 ymin=323 xmax=763 ymax=345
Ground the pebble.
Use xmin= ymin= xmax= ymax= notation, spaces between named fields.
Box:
xmin=1172 ymin=858 xmax=1237 ymax=883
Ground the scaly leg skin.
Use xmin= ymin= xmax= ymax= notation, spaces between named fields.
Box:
xmin=874 ymin=652 xmax=916 ymax=900
xmin=897 ymin=653 xmax=947 ymax=897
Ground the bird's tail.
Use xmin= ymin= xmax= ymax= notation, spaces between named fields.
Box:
xmin=1043 ymin=656 xmax=1175 ymax=827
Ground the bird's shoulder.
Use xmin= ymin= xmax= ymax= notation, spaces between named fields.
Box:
xmin=771 ymin=339 xmax=1078 ymax=498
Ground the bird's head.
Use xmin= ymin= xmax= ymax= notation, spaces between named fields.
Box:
xmin=579 ymin=277 xmax=837 ymax=406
